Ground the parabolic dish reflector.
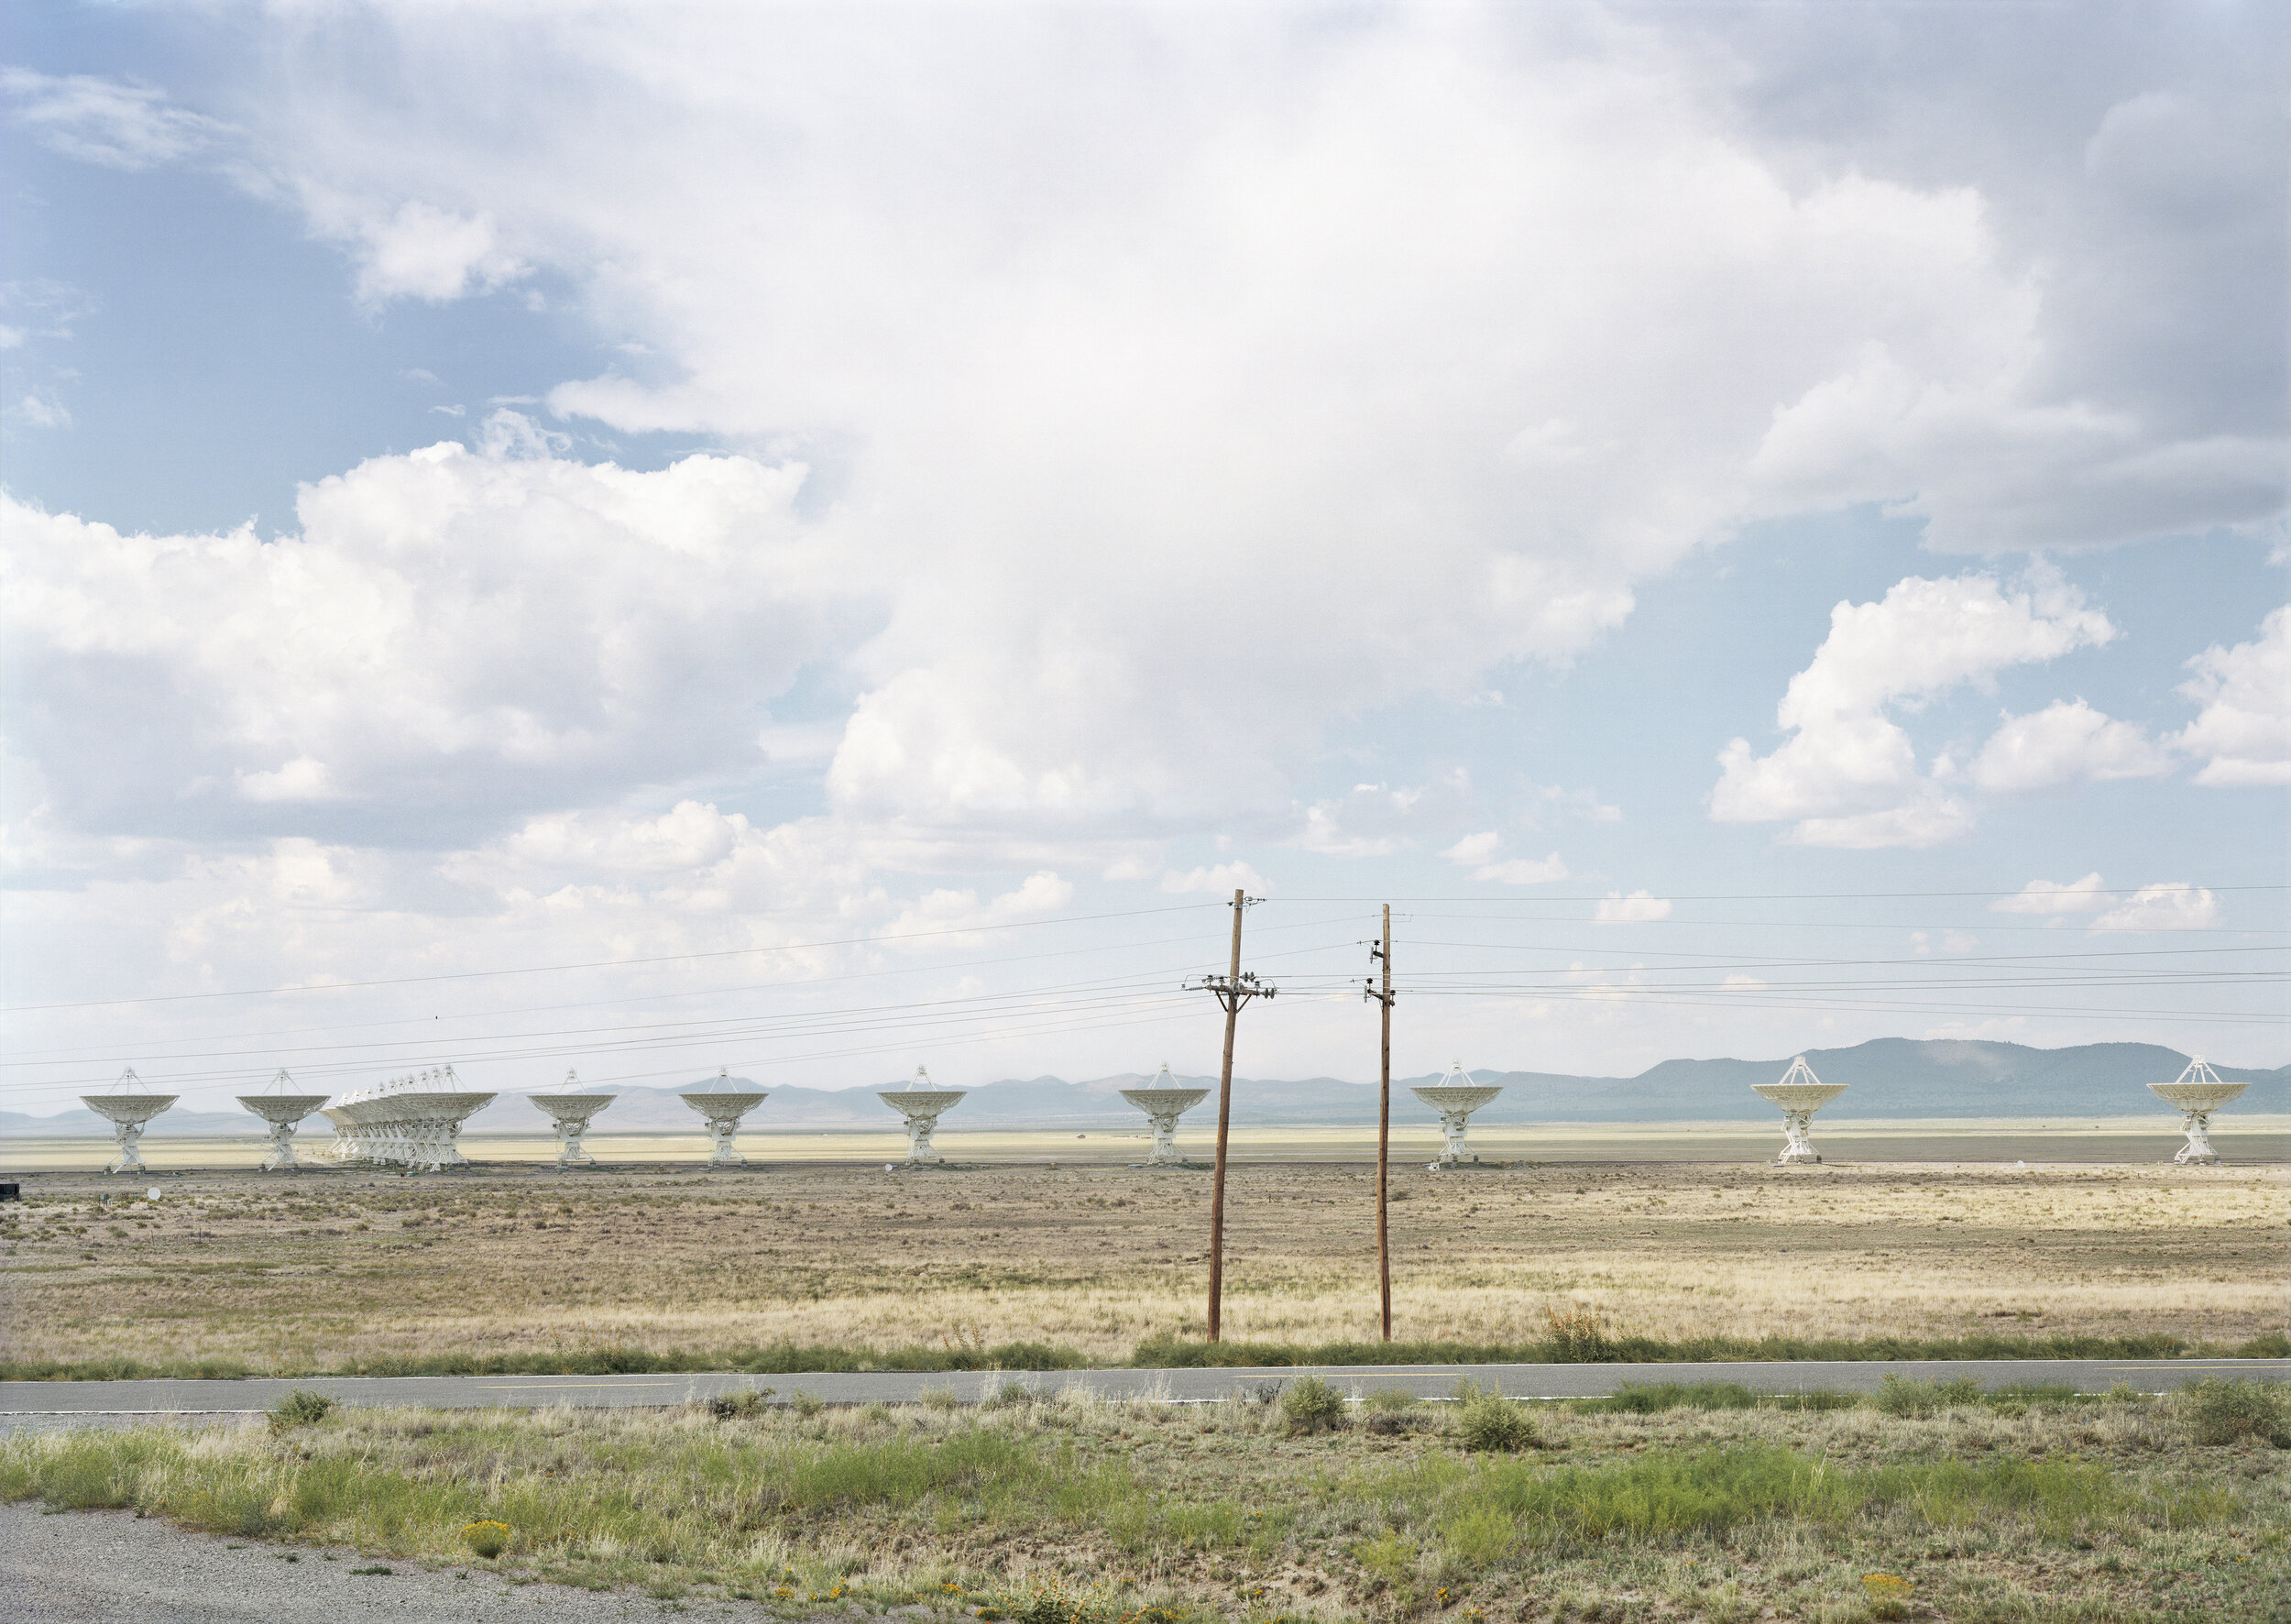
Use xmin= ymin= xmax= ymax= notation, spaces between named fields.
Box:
xmin=238 ymin=1095 xmax=331 ymax=1125
xmin=1119 ymin=1088 xmax=1211 ymax=1114
xmin=82 ymin=1094 xmax=180 ymax=1124
xmin=1409 ymin=1085 xmax=1504 ymax=1113
xmin=1750 ymin=1082 xmax=1848 ymax=1111
xmin=2147 ymin=1081 xmax=2248 ymax=1113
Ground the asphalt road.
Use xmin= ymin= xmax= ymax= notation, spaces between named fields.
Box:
xmin=3 ymin=1356 xmax=2283 ymax=1432
xmin=0 ymin=1504 xmax=786 ymax=1624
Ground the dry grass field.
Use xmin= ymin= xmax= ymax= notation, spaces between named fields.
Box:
xmin=3 ymin=1155 xmax=2282 ymax=1375
xmin=5 ymin=1378 xmax=2286 ymax=1623
xmin=6 ymin=1116 xmax=2283 ymax=1172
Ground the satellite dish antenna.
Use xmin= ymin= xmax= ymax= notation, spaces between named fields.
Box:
xmin=530 ymin=1068 xmax=619 ymax=1170
xmin=236 ymin=1070 xmax=332 ymax=1172
xmin=1409 ymin=1060 xmax=1503 ymax=1169
xmin=82 ymin=1069 xmax=178 ymax=1176
xmin=1121 ymin=1062 xmax=1210 ymax=1166
xmin=2148 ymin=1056 xmax=2247 ymax=1165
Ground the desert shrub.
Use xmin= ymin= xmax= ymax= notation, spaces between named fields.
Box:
xmin=704 ymin=1388 xmax=770 ymax=1419
xmin=919 ymin=1386 xmax=960 ymax=1412
xmin=1351 ymin=1530 xmax=1416 ymax=1586
xmin=1542 ymin=1303 xmax=1617 ymax=1362
xmin=1281 ymin=1376 xmax=1349 ymax=1434
xmin=986 ymin=1341 xmax=1087 ymax=1371
xmin=997 ymin=1575 xmax=1096 ymax=1624
xmin=1872 ymin=1375 xmax=1981 ymax=1418
xmin=1578 ymin=1382 xmax=1759 ymax=1415
xmin=1861 ymin=1574 xmax=1913 ymax=1619
xmin=1452 ymin=1380 xmax=1537 ymax=1453
xmin=2185 ymin=1378 xmax=2290 ymax=1447
xmin=788 ymin=1388 xmax=826 ymax=1419
xmin=983 ymin=1380 xmax=1036 ymax=1410
xmin=267 ymin=1389 xmax=336 ymax=1432
xmin=1443 ymin=1504 xmax=1518 ymax=1566
xmin=1361 ymin=1388 xmax=1422 ymax=1434
xmin=1768 ymin=1390 xmax=1861 ymax=1412
xmin=460 ymin=1520 xmax=511 ymax=1559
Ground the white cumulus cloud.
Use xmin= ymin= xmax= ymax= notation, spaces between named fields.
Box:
xmin=147 ymin=4 xmax=2275 ymax=843
xmin=2175 ymin=608 xmax=2290 ymax=786
xmin=1160 ymin=861 xmax=1266 ymax=896
xmin=1971 ymin=699 xmax=2173 ymax=793
xmin=1442 ymin=832 xmax=1568 ymax=885
xmin=1 ymin=422 xmax=855 ymax=845
xmin=2090 ymin=883 xmax=2220 ymax=933
xmin=1991 ymin=873 xmax=2222 ymax=934
xmin=1712 ymin=570 xmax=2114 ymax=846
xmin=344 ymin=201 xmax=527 ymax=305
xmin=1594 ymin=889 xmax=1672 ymax=923
xmin=1991 ymin=874 xmax=2111 ymax=916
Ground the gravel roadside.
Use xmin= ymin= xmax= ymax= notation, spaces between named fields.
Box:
xmin=0 ymin=1502 xmax=815 ymax=1623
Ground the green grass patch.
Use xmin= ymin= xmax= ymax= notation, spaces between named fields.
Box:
xmin=1409 ymin=1444 xmax=2186 ymax=1549
xmin=0 ymin=1339 xmax=1091 ymax=1382
xmin=1474 ymin=1444 xmax=1868 ymax=1541
xmin=0 ymin=1394 xmax=2264 ymax=1622
xmin=2185 ymin=1378 xmax=2291 ymax=1447
xmin=1129 ymin=1330 xmax=2216 ymax=1368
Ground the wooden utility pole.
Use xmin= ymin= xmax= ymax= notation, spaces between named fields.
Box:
xmin=1365 ymin=905 xmax=1395 ymax=1341
xmin=1198 ymin=888 xmax=1274 ymax=1344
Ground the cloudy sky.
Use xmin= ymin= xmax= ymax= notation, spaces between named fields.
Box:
xmin=4 ymin=1 xmax=2284 ymax=1115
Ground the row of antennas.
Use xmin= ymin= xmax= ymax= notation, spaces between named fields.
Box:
xmin=336 ymin=1064 xmax=463 ymax=1104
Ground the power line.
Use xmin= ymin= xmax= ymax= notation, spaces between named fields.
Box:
xmin=16 ymin=881 xmax=2279 ymax=1015
xmin=1274 ymin=884 xmax=2288 ymax=904
xmin=0 ymin=911 xmax=1376 ymax=1055
xmin=0 ymin=931 xmax=1372 ymax=1074
xmin=0 ymin=902 xmax=1221 ymax=1014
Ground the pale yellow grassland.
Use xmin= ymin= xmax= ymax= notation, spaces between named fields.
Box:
xmin=2 ymin=1156 xmax=2282 ymax=1370
xmin=6 ymin=1115 xmax=2285 ymax=1171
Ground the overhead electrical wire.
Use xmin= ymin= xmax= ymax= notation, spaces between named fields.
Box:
xmin=6 ymin=882 xmax=2280 ymax=1108
xmin=0 ymin=910 xmax=1376 ymax=1064
xmin=15 ymin=949 xmax=2274 ymax=1081
xmin=0 ymin=901 xmax=1225 ymax=1013
xmin=1276 ymin=884 xmax=2288 ymax=904
xmin=12 ymin=882 xmax=2279 ymax=1015
xmin=0 ymin=932 xmax=1370 ymax=1076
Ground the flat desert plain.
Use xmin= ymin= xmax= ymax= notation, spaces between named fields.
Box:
xmin=6 ymin=1115 xmax=2285 ymax=1172
xmin=2 ymin=1137 xmax=2282 ymax=1372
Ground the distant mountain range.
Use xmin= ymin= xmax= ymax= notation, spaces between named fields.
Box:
xmin=7 ymin=1039 xmax=2284 ymax=1138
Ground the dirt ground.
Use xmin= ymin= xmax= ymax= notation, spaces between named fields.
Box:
xmin=3 ymin=1158 xmax=2282 ymax=1371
